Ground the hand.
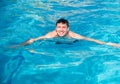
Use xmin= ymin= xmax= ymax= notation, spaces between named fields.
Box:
xmin=106 ymin=42 xmax=120 ymax=48
xmin=9 ymin=38 xmax=35 ymax=49
xmin=21 ymin=38 xmax=35 ymax=46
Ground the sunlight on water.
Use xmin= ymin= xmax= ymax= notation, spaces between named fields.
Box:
xmin=98 ymin=61 xmax=120 ymax=83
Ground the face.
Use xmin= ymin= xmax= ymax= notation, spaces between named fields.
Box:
xmin=56 ymin=23 xmax=69 ymax=37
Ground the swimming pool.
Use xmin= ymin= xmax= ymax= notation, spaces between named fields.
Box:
xmin=0 ymin=0 xmax=120 ymax=84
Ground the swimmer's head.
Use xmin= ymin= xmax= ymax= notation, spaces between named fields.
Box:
xmin=56 ymin=18 xmax=69 ymax=27
xmin=56 ymin=18 xmax=69 ymax=37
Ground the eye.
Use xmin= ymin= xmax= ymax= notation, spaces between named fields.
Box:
xmin=57 ymin=26 xmax=61 ymax=28
xmin=62 ymin=26 xmax=67 ymax=29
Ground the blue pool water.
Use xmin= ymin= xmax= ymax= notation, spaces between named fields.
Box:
xmin=0 ymin=0 xmax=120 ymax=84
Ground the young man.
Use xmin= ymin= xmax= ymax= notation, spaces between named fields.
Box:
xmin=21 ymin=18 xmax=119 ymax=47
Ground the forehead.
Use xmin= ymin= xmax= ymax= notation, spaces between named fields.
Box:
xmin=56 ymin=22 xmax=67 ymax=26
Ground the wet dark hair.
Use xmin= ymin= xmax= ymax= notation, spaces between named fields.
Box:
xmin=56 ymin=18 xmax=69 ymax=27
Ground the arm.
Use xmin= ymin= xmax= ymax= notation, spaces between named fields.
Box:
xmin=10 ymin=31 xmax=57 ymax=48
xmin=82 ymin=37 xmax=106 ymax=44
xmin=20 ymin=31 xmax=57 ymax=46
xmin=21 ymin=36 xmax=46 ymax=46
xmin=9 ymin=36 xmax=46 ymax=49
xmin=84 ymin=37 xmax=120 ymax=47
xmin=70 ymin=31 xmax=120 ymax=47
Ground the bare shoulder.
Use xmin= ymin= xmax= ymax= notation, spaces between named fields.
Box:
xmin=69 ymin=31 xmax=85 ymax=39
xmin=45 ymin=30 xmax=57 ymax=38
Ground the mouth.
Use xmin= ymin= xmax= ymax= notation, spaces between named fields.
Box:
xmin=57 ymin=31 xmax=65 ymax=36
xmin=59 ymin=31 xmax=64 ymax=34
